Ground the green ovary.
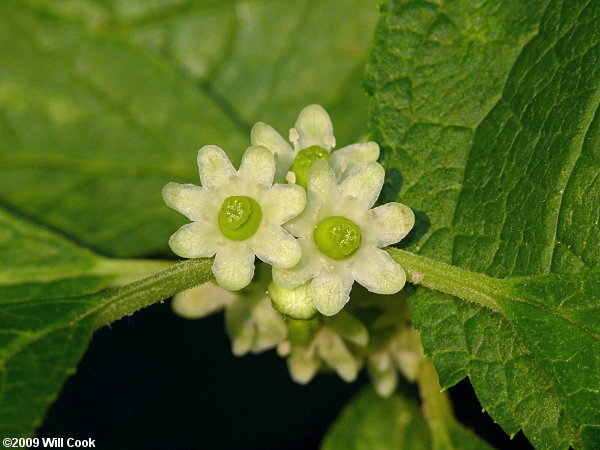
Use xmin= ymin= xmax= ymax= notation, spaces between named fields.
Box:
xmin=289 ymin=145 xmax=330 ymax=189
xmin=314 ymin=216 xmax=361 ymax=260
xmin=218 ymin=196 xmax=262 ymax=241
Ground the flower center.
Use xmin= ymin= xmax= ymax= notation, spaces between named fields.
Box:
xmin=289 ymin=145 xmax=330 ymax=189
xmin=218 ymin=196 xmax=262 ymax=241
xmin=314 ymin=216 xmax=361 ymax=260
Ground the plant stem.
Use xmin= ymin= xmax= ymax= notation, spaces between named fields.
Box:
xmin=417 ymin=357 xmax=456 ymax=450
xmin=388 ymin=248 xmax=505 ymax=315
xmin=93 ymin=258 xmax=213 ymax=329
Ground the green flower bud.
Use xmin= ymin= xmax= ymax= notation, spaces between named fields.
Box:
xmin=289 ymin=145 xmax=330 ymax=189
xmin=268 ymin=281 xmax=318 ymax=320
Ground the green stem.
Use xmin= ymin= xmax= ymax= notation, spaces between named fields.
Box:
xmin=93 ymin=258 xmax=213 ymax=329
xmin=417 ymin=357 xmax=457 ymax=450
xmin=388 ymin=248 xmax=505 ymax=315
xmin=91 ymin=248 xmax=508 ymax=331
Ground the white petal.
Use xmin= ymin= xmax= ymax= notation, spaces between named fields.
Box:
xmin=171 ymin=282 xmax=238 ymax=319
xmin=169 ymin=222 xmax=219 ymax=258
xmin=287 ymin=348 xmax=320 ymax=384
xmin=339 ymin=162 xmax=385 ymax=209
xmin=251 ymin=122 xmax=294 ymax=180
xmin=272 ymin=239 xmax=322 ymax=289
xmin=238 ymin=145 xmax=276 ymax=187
xmin=317 ymin=329 xmax=359 ymax=382
xmin=197 ymin=145 xmax=236 ymax=189
xmin=268 ymin=281 xmax=317 ymax=320
xmin=283 ymin=204 xmax=317 ymax=238
xmin=212 ymin=246 xmax=255 ymax=291
xmin=330 ymin=142 xmax=380 ymax=181
xmin=307 ymin=159 xmax=339 ymax=210
xmin=311 ymin=270 xmax=354 ymax=316
xmin=353 ymin=248 xmax=406 ymax=294
xmin=367 ymin=353 xmax=398 ymax=397
xmin=251 ymin=296 xmax=288 ymax=352
xmin=162 ymin=182 xmax=212 ymax=221
xmin=225 ymin=294 xmax=286 ymax=355
xmin=293 ymin=104 xmax=335 ymax=150
xmin=261 ymin=184 xmax=306 ymax=224
xmin=327 ymin=311 xmax=369 ymax=346
xmin=254 ymin=225 xmax=301 ymax=268
xmin=369 ymin=203 xmax=415 ymax=247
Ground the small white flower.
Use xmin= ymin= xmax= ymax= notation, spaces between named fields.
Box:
xmin=272 ymin=160 xmax=414 ymax=316
xmin=164 ymin=145 xmax=306 ymax=291
xmin=172 ymin=265 xmax=287 ymax=356
xmin=172 ymin=281 xmax=238 ymax=319
xmin=251 ymin=104 xmax=380 ymax=185
xmin=278 ymin=312 xmax=368 ymax=384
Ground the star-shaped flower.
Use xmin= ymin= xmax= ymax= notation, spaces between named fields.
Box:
xmin=250 ymin=104 xmax=380 ymax=185
xmin=272 ymin=160 xmax=414 ymax=316
xmin=163 ymin=145 xmax=306 ymax=291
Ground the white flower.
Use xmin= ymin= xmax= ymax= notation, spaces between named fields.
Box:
xmin=172 ymin=281 xmax=238 ymax=319
xmin=163 ymin=145 xmax=306 ymax=291
xmin=250 ymin=104 xmax=380 ymax=185
xmin=360 ymin=291 xmax=423 ymax=397
xmin=172 ymin=265 xmax=287 ymax=356
xmin=277 ymin=311 xmax=368 ymax=384
xmin=272 ymin=160 xmax=414 ymax=316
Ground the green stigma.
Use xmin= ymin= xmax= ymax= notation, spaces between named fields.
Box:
xmin=289 ymin=145 xmax=330 ymax=189
xmin=314 ymin=216 xmax=361 ymax=260
xmin=218 ymin=195 xmax=262 ymax=241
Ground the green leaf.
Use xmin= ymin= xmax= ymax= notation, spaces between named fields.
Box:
xmin=321 ymin=387 xmax=432 ymax=450
xmin=0 ymin=0 xmax=379 ymax=437
xmin=367 ymin=0 xmax=599 ymax=448
xmin=502 ymin=271 xmax=600 ymax=448
xmin=390 ymin=250 xmax=600 ymax=449
xmin=0 ymin=257 xmax=213 ymax=438
xmin=0 ymin=0 xmax=378 ymax=257
xmin=0 ymin=0 xmax=244 ymax=258
xmin=0 ymin=205 xmax=172 ymax=301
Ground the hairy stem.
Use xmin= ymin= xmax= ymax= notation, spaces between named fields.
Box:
xmin=92 ymin=248 xmax=510 ymax=331
xmin=93 ymin=258 xmax=213 ymax=329
xmin=388 ymin=248 xmax=505 ymax=315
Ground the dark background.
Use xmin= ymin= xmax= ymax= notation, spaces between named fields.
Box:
xmin=39 ymin=301 xmax=533 ymax=450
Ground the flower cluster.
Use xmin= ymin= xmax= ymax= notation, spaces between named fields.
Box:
xmin=164 ymin=105 xmax=419 ymax=395
xmin=165 ymin=104 xmax=414 ymax=314
xmin=173 ymin=281 xmax=422 ymax=397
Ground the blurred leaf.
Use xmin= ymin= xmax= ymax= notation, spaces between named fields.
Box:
xmin=321 ymin=387 xmax=431 ymax=450
xmin=321 ymin=385 xmax=493 ymax=450
xmin=367 ymin=0 xmax=599 ymax=448
xmin=0 ymin=205 xmax=171 ymax=301
xmin=0 ymin=0 xmax=378 ymax=257
xmin=0 ymin=0 xmax=379 ymax=438
xmin=0 ymin=1 xmax=244 ymax=257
